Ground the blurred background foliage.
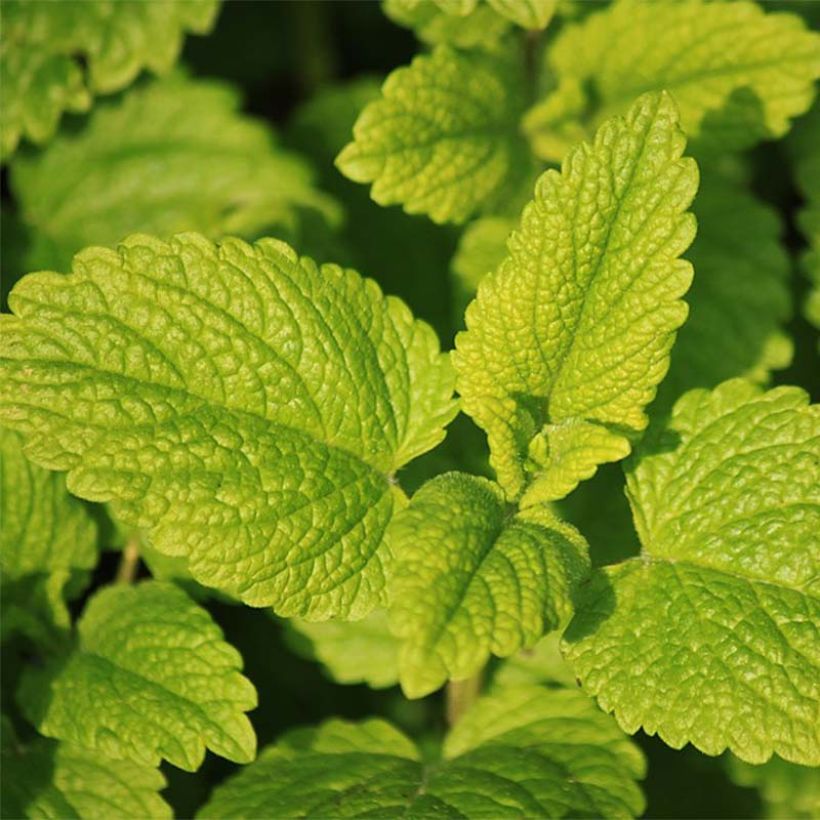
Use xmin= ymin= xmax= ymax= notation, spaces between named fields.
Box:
xmin=1 ymin=2 xmax=817 ymax=817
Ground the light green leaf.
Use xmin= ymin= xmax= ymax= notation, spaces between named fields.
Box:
xmin=388 ymin=472 xmax=589 ymax=697
xmin=564 ymin=379 xmax=820 ymax=765
xmin=454 ymin=91 xmax=697 ymax=503
xmin=657 ymin=173 xmax=792 ymax=406
xmin=728 ymin=754 xmax=820 ymax=819
xmin=199 ymin=686 xmax=645 ymax=818
xmin=0 ymin=0 xmax=219 ymax=160
xmin=382 ymin=0 xmax=510 ymax=48
xmin=20 ymin=581 xmax=257 ymax=772
xmin=487 ymin=0 xmax=555 ymax=30
xmin=0 ymin=233 xmax=456 ymax=616
xmin=12 ymin=73 xmax=338 ymax=273
xmin=336 ymin=44 xmax=533 ymax=224
xmin=0 ymin=428 xmax=98 ymax=645
xmin=491 ymin=632 xmax=577 ymax=689
xmin=1 ymin=723 xmax=171 ymax=820
xmin=286 ymin=610 xmax=400 ymax=689
xmin=526 ymin=0 xmax=820 ymax=160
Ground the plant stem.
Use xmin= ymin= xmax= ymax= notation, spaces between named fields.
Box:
xmin=445 ymin=672 xmax=483 ymax=727
xmin=116 ymin=537 xmax=140 ymax=585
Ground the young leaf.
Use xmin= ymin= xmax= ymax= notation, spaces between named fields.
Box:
xmin=1 ymin=428 xmax=98 ymax=644
xmin=0 ymin=0 xmax=219 ymax=160
xmin=564 ymin=379 xmax=820 ymax=765
xmin=1 ymin=722 xmax=171 ymax=820
xmin=389 ymin=472 xmax=589 ymax=697
xmin=526 ymin=0 xmax=820 ymax=159
xmin=487 ymin=0 xmax=555 ymax=30
xmin=658 ymin=173 xmax=792 ymax=405
xmin=336 ymin=44 xmax=533 ymax=223
xmin=383 ymin=0 xmax=511 ymax=48
xmin=19 ymin=581 xmax=257 ymax=772
xmin=199 ymin=686 xmax=646 ymax=818
xmin=12 ymin=73 xmax=338 ymax=273
xmin=286 ymin=610 xmax=400 ymax=689
xmin=454 ymin=91 xmax=698 ymax=504
xmin=0 ymin=233 xmax=457 ymax=616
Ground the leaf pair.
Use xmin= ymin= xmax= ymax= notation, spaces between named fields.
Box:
xmin=200 ymin=686 xmax=646 ymax=818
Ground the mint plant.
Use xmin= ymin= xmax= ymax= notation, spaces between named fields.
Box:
xmin=1 ymin=1 xmax=818 ymax=818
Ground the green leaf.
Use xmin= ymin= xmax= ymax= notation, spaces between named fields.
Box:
xmin=454 ymin=91 xmax=697 ymax=503
xmin=286 ymin=610 xmax=400 ymax=689
xmin=0 ymin=0 xmax=219 ymax=160
xmin=12 ymin=73 xmax=338 ymax=274
xmin=336 ymin=44 xmax=533 ymax=224
xmin=451 ymin=216 xmax=514 ymax=320
xmin=199 ymin=686 xmax=645 ymax=818
xmin=525 ymin=0 xmax=820 ymax=160
xmin=487 ymin=0 xmax=555 ymax=30
xmin=1 ymin=722 xmax=171 ymax=820
xmin=20 ymin=581 xmax=257 ymax=772
xmin=382 ymin=0 xmax=511 ymax=48
xmin=0 ymin=428 xmax=98 ymax=645
xmin=657 ymin=173 xmax=792 ymax=406
xmin=491 ymin=632 xmax=577 ymax=689
xmin=388 ymin=472 xmax=589 ymax=697
xmin=0 ymin=234 xmax=457 ymax=616
xmin=789 ymin=106 xmax=820 ymax=332
xmin=564 ymin=379 xmax=820 ymax=765
xmin=727 ymin=754 xmax=820 ymax=819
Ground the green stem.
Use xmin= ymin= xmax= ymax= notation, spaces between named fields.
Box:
xmin=116 ymin=537 xmax=140 ymax=585
xmin=446 ymin=672 xmax=483 ymax=727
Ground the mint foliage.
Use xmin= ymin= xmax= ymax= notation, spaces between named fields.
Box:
xmin=455 ymin=91 xmax=697 ymax=504
xmin=200 ymin=686 xmax=645 ymax=818
xmin=388 ymin=472 xmax=588 ymax=697
xmin=1 ymin=720 xmax=171 ymax=819
xmin=564 ymin=380 xmax=819 ymax=766
xmin=20 ymin=581 xmax=257 ymax=771
xmin=0 ymin=428 xmax=98 ymax=646
xmin=0 ymin=0 xmax=219 ymax=160
xmin=337 ymin=44 xmax=533 ymax=223
xmin=2 ymin=2 xmax=818 ymax=816
xmin=657 ymin=174 xmax=792 ymax=405
xmin=0 ymin=233 xmax=456 ymax=616
xmin=286 ymin=610 xmax=400 ymax=689
xmin=11 ymin=73 xmax=339 ymax=272
xmin=526 ymin=0 xmax=820 ymax=160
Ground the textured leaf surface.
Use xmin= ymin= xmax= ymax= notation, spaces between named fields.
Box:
xmin=389 ymin=473 xmax=588 ymax=697
xmin=20 ymin=581 xmax=257 ymax=771
xmin=454 ymin=91 xmax=697 ymax=503
xmin=0 ymin=428 xmax=98 ymax=643
xmin=389 ymin=473 xmax=589 ymax=697
xmin=526 ymin=0 xmax=820 ymax=159
xmin=0 ymin=233 xmax=456 ymax=616
xmin=728 ymin=754 xmax=820 ymax=819
xmin=337 ymin=45 xmax=532 ymax=223
xmin=1 ymin=724 xmax=171 ymax=820
xmin=564 ymin=380 xmax=820 ymax=765
xmin=199 ymin=686 xmax=645 ymax=818
xmin=382 ymin=0 xmax=510 ymax=48
xmin=658 ymin=174 xmax=792 ymax=405
xmin=0 ymin=0 xmax=219 ymax=159
xmin=286 ymin=610 xmax=400 ymax=689
xmin=12 ymin=74 xmax=339 ymax=273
